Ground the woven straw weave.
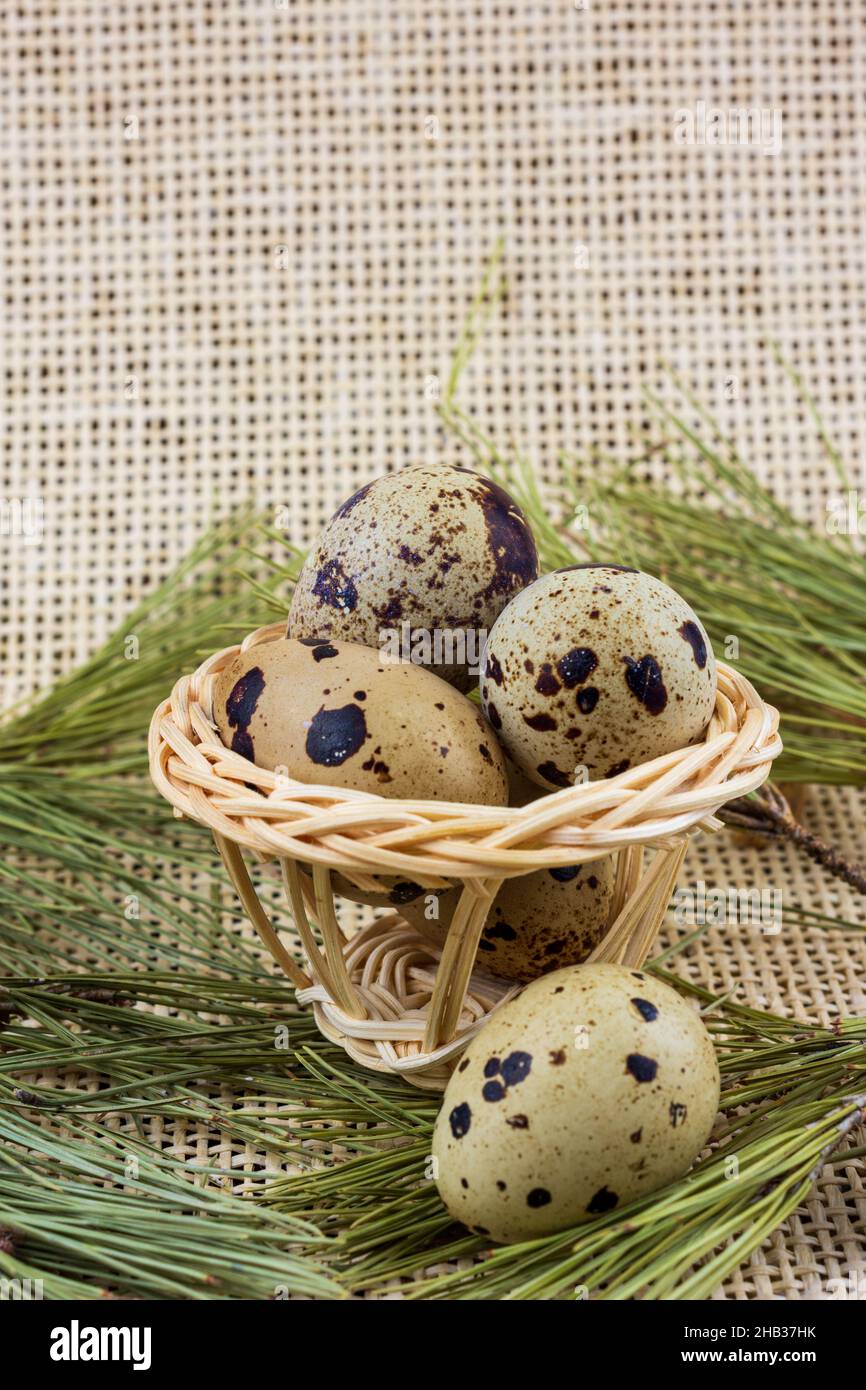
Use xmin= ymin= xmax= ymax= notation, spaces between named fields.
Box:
xmin=3 ymin=0 xmax=865 ymax=1298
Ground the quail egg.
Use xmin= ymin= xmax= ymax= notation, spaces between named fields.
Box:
xmin=433 ymin=961 xmax=720 ymax=1243
xmin=288 ymin=463 xmax=539 ymax=689
xmin=480 ymin=565 xmax=716 ymax=788
xmin=213 ymin=636 xmax=508 ymax=804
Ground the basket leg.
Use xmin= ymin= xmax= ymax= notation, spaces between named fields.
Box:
xmin=282 ymin=860 xmax=367 ymax=1021
xmin=589 ymin=842 xmax=689 ymax=968
xmin=213 ymin=833 xmax=312 ymax=989
xmin=423 ymin=877 xmax=501 ymax=1052
xmin=621 ymin=842 xmax=689 ymax=968
xmin=281 ymin=860 xmax=347 ymax=1006
xmin=609 ymin=846 xmax=644 ymax=926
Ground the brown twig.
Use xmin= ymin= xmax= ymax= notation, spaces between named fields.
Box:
xmin=721 ymin=784 xmax=866 ymax=895
xmin=806 ymin=1099 xmax=866 ymax=1186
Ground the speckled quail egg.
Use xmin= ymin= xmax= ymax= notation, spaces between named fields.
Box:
xmin=287 ymin=463 xmax=539 ymax=689
xmin=433 ymin=962 xmax=720 ymax=1244
xmin=401 ymin=857 xmax=615 ymax=981
xmin=213 ymin=636 xmax=508 ymax=804
xmin=299 ymin=867 xmax=451 ymax=913
xmin=480 ymin=565 xmax=717 ymax=788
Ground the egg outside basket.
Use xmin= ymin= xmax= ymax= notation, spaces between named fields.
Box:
xmin=148 ymin=622 xmax=782 ymax=1092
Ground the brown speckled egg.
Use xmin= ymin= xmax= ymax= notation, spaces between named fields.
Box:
xmin=213 ymin=637 xmax=507 ymax=804
xmin=300 ymin=867 xmax=447 ymax=913
xmin=433 ymin=962 xmax=720 ymax=1244
xmin=480 ymin=565 xmax=717 ymax=788
xmin=401 ymin=858 xmax=615 ymax=981
xmin=287 ymin=464 xmax=539 ymax=689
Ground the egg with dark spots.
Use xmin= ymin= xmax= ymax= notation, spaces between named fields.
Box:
xmin=480 ymin=567 xmax=716 ymax=787
xmin=432 ymin=962 xmax=719 ymax=1244
xmin=213 ymin=637 xmax=508 ymax=803
xmin=400 ymin=855 xmax=615 ymax=981
xmin=287 ymin=463 xmax=539 ymax=689
xmin=298 ymin=866 xmax=454 ymax=914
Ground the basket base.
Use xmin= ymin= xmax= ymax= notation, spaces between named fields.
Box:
xmin=295 ymin=915 xmax=519 ymax=1091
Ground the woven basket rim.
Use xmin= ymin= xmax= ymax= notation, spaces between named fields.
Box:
xmin=148 ymin=622 xmax=783 ymax=879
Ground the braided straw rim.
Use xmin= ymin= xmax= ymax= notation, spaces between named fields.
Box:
xmin=149 ymin=621 xmax=782 ymax=875
xmin=148 ymin=622 xmax=781 ymax=1084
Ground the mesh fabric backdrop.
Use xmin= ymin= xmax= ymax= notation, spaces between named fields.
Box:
xmin=2 ymin=0 xmax=865 ymax=1298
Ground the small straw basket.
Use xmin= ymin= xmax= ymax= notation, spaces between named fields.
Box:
xmin=149 ymin=621 xmax=782 ymax=1091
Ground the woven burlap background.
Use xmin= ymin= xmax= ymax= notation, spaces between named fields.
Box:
xmin=3 ymin=0 xmax=865 ymax=1298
